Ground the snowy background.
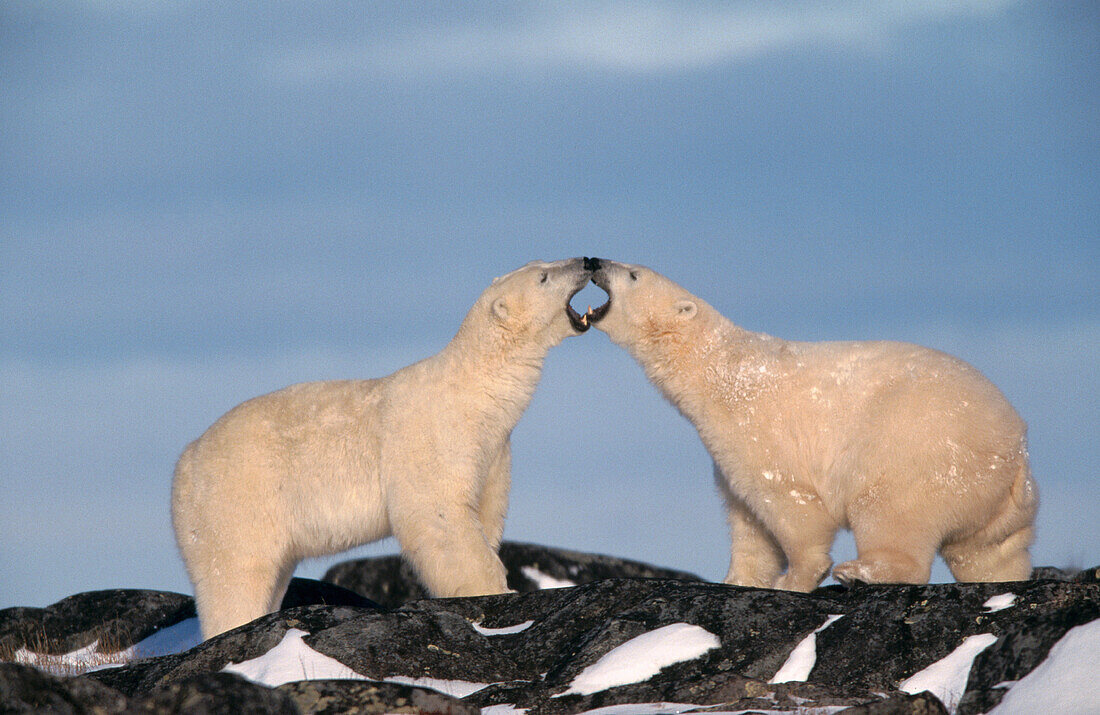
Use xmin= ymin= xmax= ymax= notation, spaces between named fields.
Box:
xmin=1 ymin=1 xmax=1097 ymax=609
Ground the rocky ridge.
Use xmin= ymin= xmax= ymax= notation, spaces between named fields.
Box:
xmin=1 ymin=542 xmax=1096 ymax=714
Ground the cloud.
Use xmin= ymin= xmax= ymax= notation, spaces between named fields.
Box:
xmin=270 ymin=0 xmax=1024 ymax=81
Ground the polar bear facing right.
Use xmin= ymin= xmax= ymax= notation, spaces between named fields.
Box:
xmin=173 ymin=258 xmax=597 ymax=639
xmin=588 ymin=259 xmax=1037 ymax=591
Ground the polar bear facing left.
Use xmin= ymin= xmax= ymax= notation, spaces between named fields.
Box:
xmin=172 ymin=258 xmax=597 ymax=639
xmin=588 ymin=259 xmax=1036 ymax=592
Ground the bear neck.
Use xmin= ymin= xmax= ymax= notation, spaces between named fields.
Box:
xmin=440 ymin=310 xmax=551 ymax=424
xmin=635 ymin=313 xmax=763 ymax=426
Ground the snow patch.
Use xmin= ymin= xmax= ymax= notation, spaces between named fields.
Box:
xmin=557 ymin=623 xmax=720 ymax=697
xmin=14 ymin=617 xmax=202 ymax=676
xmin=521 ymin=565 xmax=577 ymax=589
xmin=989 ymin=619 xmax=1100 ymax=713
xmin=899 ymin=633 xmax=998 ymax=711
xmin=382 ymin=674 xmax=492 ymax=698
xmin=14 ymin=641 xmax=112 ymax=676
xmin=982 ymin=593 xmax=1016 ymax=613
xmin=472 ymin=619 xmax=535 ymax=636
xmin=480 ymin=705 xmax=529 ymax=715
xmin=131 ymin=617 xmax=202 ymax=658
xmin=769 ymin=614 xmax=844 ymax=683
xmin=222 ymin=628 xmax=366 ymax=686
xmin=569 ymin=705 xmax=709 ymax=714
xmin=570 ymin=706 xmax=846 ymax=715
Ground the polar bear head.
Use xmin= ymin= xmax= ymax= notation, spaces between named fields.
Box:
xmin=475 ymin=257 xmax=598 ymax=350
xmin=587 ymin=259 xmax=718 ymax=361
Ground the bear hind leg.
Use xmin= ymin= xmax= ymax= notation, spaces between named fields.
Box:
xmin=194 ymin=558 xmax=294 ymax=640
xmin=942 ymin=460 xmax=1036 ymax=582
xmin=833 ymin=548 xmax=934 ymax=586
xmin=942 ymin=524 xmax=1033 ymax=582
xmin=836 ymin=513 xmax=936 ymax=586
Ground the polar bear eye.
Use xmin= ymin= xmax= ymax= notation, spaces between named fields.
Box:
xmin=539 ymin=272 xmax=548 ymax=284
xmin=629 ymin=271 xmax=639 ymax=281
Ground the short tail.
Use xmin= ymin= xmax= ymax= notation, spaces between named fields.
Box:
xmin=1009 ymin=448 xmax=1039 ymax=520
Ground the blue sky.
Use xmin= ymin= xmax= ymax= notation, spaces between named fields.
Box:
xmin=2 ymin=1 xmax=1096 ymax=608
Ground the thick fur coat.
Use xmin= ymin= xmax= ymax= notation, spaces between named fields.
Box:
xmin=590 ymin=259 xmax=1037 ymax=591
xmin=173 ymin=258 xmax=594 ymax=638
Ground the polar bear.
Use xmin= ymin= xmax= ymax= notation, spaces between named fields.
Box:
xmin=587 ymin=258 xmax=1037 ymax=591
xmin=172 ymin=258 xmax=598 ymax=638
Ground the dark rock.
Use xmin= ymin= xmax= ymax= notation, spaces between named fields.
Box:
xmin=956 ymin=580 xmax=1100 ymax=715
xmin=88 ymin=604 xmax=372 ymax=697
xmin=278 ymin=679 xmax=479 ymax=714
xmin=806 ymin=578 xmax=1099 ymax=693
xmin=498 ymin=541 xmax=704 ymax=589
xmin=0 ymin=590 xmax=195 ymax=657
xmin=1031 ymin=565 xmax=1100 ymax=583
xmin=131 ymin=672 xmax=300 ymax=713
xmin=324 ymin=555 xmax=425 ymax=610
xmin=323 ymin=541 xmax=703 ymax=608
xmin=304 ymin=608 xmax=526 ymax=683
xmin=391 ymin=578 xmax=843 ymax=686
xmin=279 ymin=577 xmax=380 ymax=611
xmin=0 ymin=662 xmax=129 ymax=713
xmin=515 ymin=669 xmax=892 ymax=715
xmin=6 ymin=552 xmax=1099 ymax=714
xmin=1 ymin=578 xmax=376 ymax=674
xmin=838 ymin=690 xmax=949 ymax=714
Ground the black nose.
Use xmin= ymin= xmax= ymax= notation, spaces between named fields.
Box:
xmin=583 ymin=256 xmax=602 ymax=271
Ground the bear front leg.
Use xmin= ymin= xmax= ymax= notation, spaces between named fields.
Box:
xmin=386 ymin=465 xmax=510 ymax=599
xmin=716 ymin=465 xmax=785 ymax=587
xmin=478 ymin=442 xmax=512 ymax=552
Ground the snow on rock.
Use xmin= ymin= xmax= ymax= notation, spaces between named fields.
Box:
xmin=381 ymin=674 xmax=493 ymax=698
xmin=129 ymin=616 xmax=202 ymax=658
xmin=567 ymin=705 xmax=848 ymax=715
xmin=520 ymin=565 xmax=577 ymax=589
xmin=768 ymin=614 xmax=844 ymax=684
xmin=557 ymin=623 xmax=721 ymax=697
xmin=982 ymin=593 xmax=1017 ymax=613
xmin=479 ymin=705 xmax=529 ymax=715
xmin=222 ymin=628 xmax=366 ymax=687
xmin=12 ymin=617 xmax=202 ymax=676
xmin=568 ymin=704 xmax=716 ymax=714
xmin=989 ymin=618 xmax=1100 ymax=713
xmin=472 ymin=619 xmax=535 ymax=636
xmin=13 ymin=641 xmax=110 ymax=676
xmin=899 ymin=633 xmax=998 ymax=711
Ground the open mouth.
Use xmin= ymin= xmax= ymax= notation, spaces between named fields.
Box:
xmin=566 ymin=303 xmax=591 ymax=332
xmin=566 ymin=288 xmax=610 ymax=332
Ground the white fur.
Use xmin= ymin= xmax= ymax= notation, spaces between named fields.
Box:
xmin=172 ymin=259 xmax=592 ymax=638
xmin=591 ymin=260 xmax=1037 ymax=591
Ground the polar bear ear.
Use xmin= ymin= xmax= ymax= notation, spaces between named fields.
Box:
xmin=675 ymin=300 xmax=698 ymax=320
xmin=492 ymin=298 xmax=510 ymax=322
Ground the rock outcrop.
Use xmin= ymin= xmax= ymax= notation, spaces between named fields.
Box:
xmin=0 ymin=544 xmax=1096 ymax=714
xmin=322 ymin=540 xmax=705 ymax=608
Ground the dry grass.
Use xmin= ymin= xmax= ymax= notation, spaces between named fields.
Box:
xmin=0 ymin=626 xmax=138 ymax=677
